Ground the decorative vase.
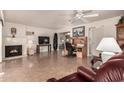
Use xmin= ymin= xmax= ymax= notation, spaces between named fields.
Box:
xmin=53 ymin=33 xmax=58 ymax=51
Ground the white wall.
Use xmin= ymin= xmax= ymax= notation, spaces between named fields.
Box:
xmin=56 ymin=16 xmax=121 ymax=56
xmin=86 ymin=16 xmax=120 ymax=56
xmin=0 ymin=21 xmax=2 ymax=62
xmin=2 ymin=16 xmax=121 ymax=58
xmin=2 ymin=22 xmax=55 ymax=59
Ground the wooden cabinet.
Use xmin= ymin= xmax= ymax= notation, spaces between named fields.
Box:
xmin=116 ymin=23 xmax=124 ymax=47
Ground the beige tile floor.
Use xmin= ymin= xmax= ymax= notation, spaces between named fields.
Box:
xmin=0 ymin=52 xmax=92 ymax=82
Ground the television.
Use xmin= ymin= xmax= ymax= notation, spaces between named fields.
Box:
xmin=38 ymin=36 xmax=50 ymax=44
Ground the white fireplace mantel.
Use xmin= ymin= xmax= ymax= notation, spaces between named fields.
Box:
xmin=3 ymin=37 xmax=26 ymax=45
xmin=2 ymin=37 xmax=27 ymax=59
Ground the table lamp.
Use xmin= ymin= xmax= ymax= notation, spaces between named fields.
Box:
xmin=28 ymin=40 xmax=33 ymax=48
xmin=96 ymin=37 xmax=122 ymax=63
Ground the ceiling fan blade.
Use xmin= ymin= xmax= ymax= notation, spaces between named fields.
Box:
xmin=82 ymin=10 xmax=92 ymax=14
xmin=69 ymin=17 xmax=78 ymax=23
xmin=81 ymin=18 xmax=89 ymax=23
xmin=70 ymin=16 xmax=89 ymax=23
xmin=83 ymin=13 xmax=99 ymax=18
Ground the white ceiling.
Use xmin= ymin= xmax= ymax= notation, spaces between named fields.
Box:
xmin=4 ymin=10 xmax=124 ymax=29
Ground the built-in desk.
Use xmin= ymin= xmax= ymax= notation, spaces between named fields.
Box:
xmin=72 ymin=37 xmax=87 ymax=58
xmin=37 ymin=44 xmax=51 ymax=53
xmin=76 ymin=46 xmax=87 ymax=58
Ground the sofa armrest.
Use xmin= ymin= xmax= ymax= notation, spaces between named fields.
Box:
xmin=77 ymin=66 xmax=96 ymax=81
xmin=47 ymin=78 xmax=57 ymax=82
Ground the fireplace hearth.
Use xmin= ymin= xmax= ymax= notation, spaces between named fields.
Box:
xmin=5 ymin=45 xmax=22 ymax=57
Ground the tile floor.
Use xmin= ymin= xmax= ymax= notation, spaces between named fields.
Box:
xmin=0 ymin=52 xmax=92 ymax=82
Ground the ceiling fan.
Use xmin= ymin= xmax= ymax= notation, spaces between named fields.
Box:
xmin=70 ymin=10 xmax=99 ymax=23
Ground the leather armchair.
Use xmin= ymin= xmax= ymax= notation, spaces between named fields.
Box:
xmin=47 ymin=53 xmax=124 ymax=82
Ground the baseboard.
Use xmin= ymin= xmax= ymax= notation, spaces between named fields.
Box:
xmin=2 ymin=55 xmax=27 ymax=61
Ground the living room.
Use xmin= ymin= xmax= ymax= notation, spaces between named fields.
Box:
xmin=0 ymin=10 xmax=124 ymax=82
xmin=1 ymin=0 xmax=124 ymax=92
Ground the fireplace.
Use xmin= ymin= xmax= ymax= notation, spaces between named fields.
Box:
xmin=5 ymin=45 xmax=22 ymax=57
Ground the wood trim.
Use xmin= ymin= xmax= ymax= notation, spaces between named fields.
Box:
xmin=116 ymin=23 xmax=124 ymax=47
xmin=116 ymin=23 xmax=124 ymax=28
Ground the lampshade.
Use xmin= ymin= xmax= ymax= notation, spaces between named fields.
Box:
xmin=96 ymin=37 xmax=122 ymax=53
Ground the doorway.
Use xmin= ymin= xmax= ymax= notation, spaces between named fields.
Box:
xmin=58 ymin=31 xmax=70 ymax=50
xmin=88 ymin=26 xmax=104 ymax=56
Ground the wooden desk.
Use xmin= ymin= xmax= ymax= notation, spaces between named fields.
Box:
xmin=76 ymin=46 xmax=87 ymax=58
xmin=72 ymin=37 xmax=87 ymax=58
xmin=37 ymin=44 xmax=51 ymax=53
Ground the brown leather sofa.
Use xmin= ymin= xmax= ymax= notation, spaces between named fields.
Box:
xmin=47 ymin=52 xmax=124 ymax=82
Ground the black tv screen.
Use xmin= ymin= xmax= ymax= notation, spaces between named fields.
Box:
xmin=38 ymin=36 xmax=49 ymax=44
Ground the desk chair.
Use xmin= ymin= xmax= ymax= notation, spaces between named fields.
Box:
xmin=65 ymin=42 xmax=76 ymax=56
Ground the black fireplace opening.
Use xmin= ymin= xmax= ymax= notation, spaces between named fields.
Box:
xmin=5 ymin=45 xmax=22 ymax=57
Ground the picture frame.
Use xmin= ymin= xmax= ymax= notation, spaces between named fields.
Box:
xmin=26 ymin=31 xmax=34 ymax=35
xmin=11 ymin=27 xmax=17 ymax=38
xmin=72 ymin=26 xmax=85 ymax=37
